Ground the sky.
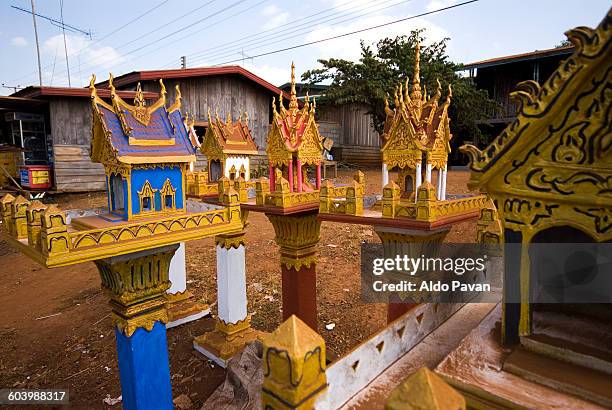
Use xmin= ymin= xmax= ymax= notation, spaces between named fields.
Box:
xmin=0 ymin=0 xmax=609 ymax=95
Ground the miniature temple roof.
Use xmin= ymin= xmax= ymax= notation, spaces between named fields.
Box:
xmin=89 ymin=74 xmax=196 ymax=165
xmin=266 ymin=62 xmax=323 ymax=166
xmin=202 ymin=110 xmax=258 ymax=160
xmin=381 ymin=43 xmax=453 ymax=169
xmin=461 ymin=10 xmax=611 ymax=192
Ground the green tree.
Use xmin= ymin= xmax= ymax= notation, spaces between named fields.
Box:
xmin=302 ymin=29 xmax=499 ymax=147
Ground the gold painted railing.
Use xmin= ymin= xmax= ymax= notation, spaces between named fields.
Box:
xmin=319 ymin=170 xmax=365 ymax=216
xmin=0 ymin=192 xmax=243 ymax=267
xmin=255 ymin=175 xmax=320 ymax=208
xmin=381 ymin=181 xmax=488 ymax=222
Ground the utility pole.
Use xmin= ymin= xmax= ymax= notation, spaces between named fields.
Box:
xmin=60 ymin=0 xmax=71 ymax=86
xmin=30 ymin=0 xmax=43 ymax=86
xmin=180 ymin=56 xmax=187 ymax=69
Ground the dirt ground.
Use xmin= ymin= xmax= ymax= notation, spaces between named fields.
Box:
xmin=0 ymin=168 xmax=477 ymax=409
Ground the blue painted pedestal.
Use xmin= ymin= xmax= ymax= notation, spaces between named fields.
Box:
xmin=115 ymin=321 xmax=173 ymax=410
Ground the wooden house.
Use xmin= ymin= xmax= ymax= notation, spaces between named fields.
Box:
xmin=0 ymin=86 xmax=158 ymax=192
xmin=460 ymin=45 xmax=574 ymax=135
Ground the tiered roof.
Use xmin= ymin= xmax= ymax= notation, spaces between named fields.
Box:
xmin=89 ymin=74 xmax=196 ymax=167
xmin=266 ymin=63 xmax=323 ymax=166
xmin=381 ymin=43 xmax=453 ymax=169
xmin=201 ymin=110 xmax=258 ymax=161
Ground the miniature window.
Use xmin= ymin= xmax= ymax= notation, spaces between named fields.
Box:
xmin=138 ymin=180 xmax=157 ymax=214
xmin=229 ymin=165 xmax=237 ymax=181
xmin=142 ymin=197 xmax=151 ymax=211
xmin=160 ymin=178 xmax=176 ymax=211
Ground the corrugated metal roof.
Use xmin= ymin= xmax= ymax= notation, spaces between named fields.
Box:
xmin=461 ymin=45 xmax=574 ymax=70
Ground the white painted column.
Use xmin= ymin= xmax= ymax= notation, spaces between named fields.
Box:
xmin=415 ymin=163 xmax=422 ymax=203
xmin=168 ymin=242 xmax=187 ymax=294
xmin=437 ymin=168 xmax=443 ymax=200
xmin=382 ymin=163 xmax=389 ymax=187
xmin=216 ymin=244 xmax=248 ymax=325
xmin=425 ymin=162 xmax=432 ymax=184
xmin=441 ymin=164 xmax=448 ymax=200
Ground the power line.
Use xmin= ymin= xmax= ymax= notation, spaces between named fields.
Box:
xmin=213 ymin=0 xmax=480 ymax=66
xmin=176 ymin=0 xmax=372 ymax=63
xmin=44 ymin=0 xmax=252 ymax=82
xmin=6 ymin=0 xmax=171 ymax=85
xmin=11 ymin=4 xmax=91 ymax=37
xmin=189 ymin=0 xmax=412 ymax=67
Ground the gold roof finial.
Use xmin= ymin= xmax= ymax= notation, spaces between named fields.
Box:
xmin=288 ymin=62 xmax=299 ymax=112
xmin=384 ymin=97 xmax=393 ymax=116
xmin=207 ymin=107 xmax=212 ymax=123
xmin=134 ymin=83 xmax=146 ymax=108
xmin=272 ymin=96 xmax=277 ymax=115
xmin=279 ymin=91 xmax=286 ymax=114
xmin=215 ymin=106 xmax=221 ymax=124
xmin=226 ymin=111 xmax=232 ymax=125
xmin=108 ymin=73 xmax=116 ymax=99
xmin=89 ymin=74 xmax=98 ymax=100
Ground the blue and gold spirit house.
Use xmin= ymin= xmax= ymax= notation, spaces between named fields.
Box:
xmin=1 ymin=74 xmax=245 ymax=410
xmin=89 ymin=75 xmax=192 ymax=223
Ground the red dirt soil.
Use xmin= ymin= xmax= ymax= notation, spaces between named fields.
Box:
xmin=0 ymin=168 xmax=476 ymax=409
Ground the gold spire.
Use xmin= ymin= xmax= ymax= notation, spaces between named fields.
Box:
xmin=411 ymin=42 xmax=422 ymax=102
xmin=288 ymin=61 xmax=299 ymax=112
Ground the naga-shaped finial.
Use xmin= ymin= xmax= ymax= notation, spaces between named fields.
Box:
xmin=134 ymin=83 xmax=146 ymax=108
xmin=89 ymin=74 xmax=98 ymax=100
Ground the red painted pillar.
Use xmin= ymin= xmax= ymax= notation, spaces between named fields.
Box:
xmin=288 ymin=159 xmax=294 ymax=192
xmin=281 ymin=263 xmax=317 ymax=330
xmin=267 ymin=212 xmax=321 ymax=332
xmin=269 ymin=164 xmax=275 ymax=192
xmin=316 ymin=162 xmax=321 ymax=189
xmin=296 ymin=159 xmax=303 ymax=192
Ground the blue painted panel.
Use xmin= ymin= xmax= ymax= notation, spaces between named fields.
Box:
xmin=130 ymin=167 xmax=184 ymax=216
xmin=115 ymin=321 xmax=173 ymax=410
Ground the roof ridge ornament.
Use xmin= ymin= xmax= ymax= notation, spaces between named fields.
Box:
xmin=288 ymin=61 xmax=299 ymax=112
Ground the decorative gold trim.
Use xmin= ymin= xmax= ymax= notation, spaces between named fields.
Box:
xmin=160 ymin=178 xmax=177 ymax=211
xmin=128 ymin=136 xmax=175 ymax=146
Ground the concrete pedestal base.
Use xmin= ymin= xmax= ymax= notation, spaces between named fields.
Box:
xmin=165 ymin=291 xmax=210 ymax=329
xmin=193 ymin=319 xmax=264 ymax=367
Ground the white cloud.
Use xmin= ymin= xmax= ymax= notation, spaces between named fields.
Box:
xmin=304 ymin=15 xmax=449 ymax=62
xmin=260 ymin=4 xmax=289 ymax=30
xmin=43 ymin=34 xmax=125 ymax=75
xmin=11 ymin=36 xmax=28 ymax=47
xmin=245 ymin=63 xmax=288 ymax=86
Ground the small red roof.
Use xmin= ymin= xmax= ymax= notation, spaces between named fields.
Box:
xmin=95 ymin=65 xmax=291 ymax=100
xmin=13 ymin=86 xmax=158 ymax=99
